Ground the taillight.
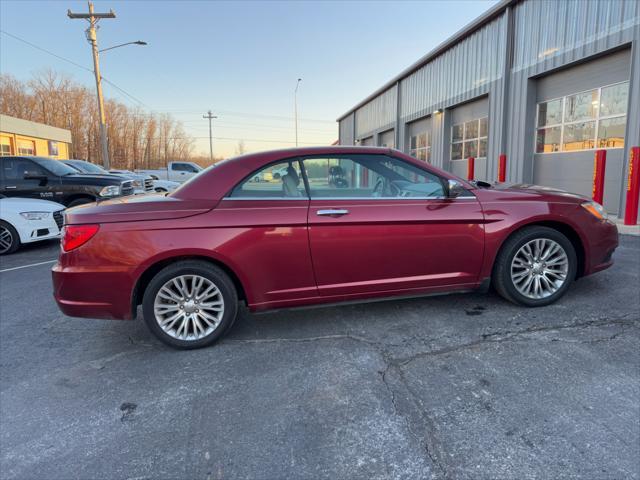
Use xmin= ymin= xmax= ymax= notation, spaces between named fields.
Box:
xmin=62 ymin=224 xmax=100 ymax=252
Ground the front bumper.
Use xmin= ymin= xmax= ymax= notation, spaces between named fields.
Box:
xmin=584 ymin=220 xmax=618 ymax=276
xmin=18 ymin=218 xmax=61 ymax=244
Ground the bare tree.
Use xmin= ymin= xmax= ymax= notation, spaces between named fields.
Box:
xmin=0 ymin=71 xmax=197 ymax=169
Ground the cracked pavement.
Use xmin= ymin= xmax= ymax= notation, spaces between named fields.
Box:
xmin=1 ymin=236 xmax=639 ymax=479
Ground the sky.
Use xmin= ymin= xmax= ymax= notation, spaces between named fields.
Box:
xmin=0 ymin=0 xmax=498 ymax=158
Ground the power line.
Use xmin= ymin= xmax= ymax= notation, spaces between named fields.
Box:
xmin=132 ymin=109 xmax=336 ymax=124
xmin=149 ymin=136 xmax=327 ymax=145
xmin=1 ymin=29 xmax=92 ymax=73
xmin=186 ymin=122 xmax=336 ymax=135
xmin=1 ymin=29 xmax=150 ymax=110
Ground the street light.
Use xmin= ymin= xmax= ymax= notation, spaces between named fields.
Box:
xmin=99 ymin=40 xmax=147 ymax=53
xmin=294 ymin=78 xmax=302 ymax=147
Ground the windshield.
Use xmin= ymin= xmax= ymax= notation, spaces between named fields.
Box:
xmin=69 ymin=160 xmax=108 ymax=174
xmin=31 ymin=157 xmax=79 ymax=176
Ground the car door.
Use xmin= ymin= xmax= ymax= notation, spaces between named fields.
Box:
xmin=0 ymin=157 xmax=51 ymax=200
xmin=301 ymin=153 xmax=485 ymax=297
xmin=210 ymin=159 xmax=318 ymax=309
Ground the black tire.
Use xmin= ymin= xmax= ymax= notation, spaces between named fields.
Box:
xmin=493 ymin=226 xmax=577 ymax=307
xmin=0 ymin=220 xmax=20 ymax=255
xmin=142 ymin=260 xmax=238 ymax=349
xmin=155 ymin=188 xmax=167 ymax=192
xmin=67 ymin=198 xmax=94 ymax=208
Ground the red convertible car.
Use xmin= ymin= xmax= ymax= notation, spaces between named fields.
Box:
xmin=52 ymin=147 xmax=618 ymax=349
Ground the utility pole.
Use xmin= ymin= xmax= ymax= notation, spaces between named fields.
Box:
xmin=294 ymin=78 xmax=302 ymax=147
xmin=203 ymin=110 xmax=217 ymax=163
xmin=68 ymin=2 xmax=115 ymax=169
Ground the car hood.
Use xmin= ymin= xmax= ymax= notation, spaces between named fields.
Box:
xmin=63 ymin=193 xmax=216 ymax=224
xmin=0 ymin=197 xmax=65 ymax=212
xmin=62 ymin=174 xmax=126 ymax=185
xmin=473 ymin=182 xmax=589 ymax=203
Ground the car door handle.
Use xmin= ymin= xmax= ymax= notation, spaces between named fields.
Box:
xmin=5 ymin=186 xmax=17 ymax=189
xmin=317 ymin=209 xmax=349 ymax=216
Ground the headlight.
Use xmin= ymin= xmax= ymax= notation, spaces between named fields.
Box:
xmin=132 ymin=180 xmax=142 ymax=187
xmin=20 ymin=211 xmax=50 ymax=220
xmin=581 ymin=201 xmax=608 ymax=220
xmin=99 ymin=185 xmax=121 ymax=197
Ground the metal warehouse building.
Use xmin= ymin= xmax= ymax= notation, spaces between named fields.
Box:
xmin=337 ymin=0 xmax=640 ymax=220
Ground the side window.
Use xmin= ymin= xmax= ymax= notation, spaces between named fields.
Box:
xmin=3 ymin=158 xmax=45 ymax=181
xmin=172 ymin=163 xmax=188 ymax=172
xmin=230 ymin=160 xmax=306 ymax=198
xmin=301 ymin=155 xmax=445 ymax=198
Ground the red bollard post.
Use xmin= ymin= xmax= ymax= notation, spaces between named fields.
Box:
xmin=592 ymin=149 xmax=606 ymax=205
xmin=498 ymin=154 xmax=507 ymax=182
xmin=467 ymin=157 xmax=475 ymax=181
xmin=624 ymin=146 xmax=640 ymax=226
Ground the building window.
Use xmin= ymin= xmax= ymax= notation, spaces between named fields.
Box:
xmin=17 ymin=140 xmax=35 ymax=156
xmin=48 ymin=141 xmax=59 ymax=156
xmin=535 ymin=81 xmax=628 ymax=153
xmin=410 ymin=131 xmax=431 ymax=162
xmin=451 ymin=117 xmax=488 ymax=160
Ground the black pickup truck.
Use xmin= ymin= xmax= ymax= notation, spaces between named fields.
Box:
xmin=0 ymin=156 xmax=134 ymax=207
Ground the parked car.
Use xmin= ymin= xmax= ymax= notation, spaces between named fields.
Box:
xmin=152 ymin=179 xmax=180 ymax=193
xmin=108 ymin=169 xmax=155 ymax=194
xmin=1 ymin=156 xmax=134 ymax=207
xmin=138 ymin=161 xmax=203 ymax=183
xmin=52 ymin=146 xmax=618 ymax=349
xmin=0 ymin=197 xmax=64 ymax=254
xmin=62 ymin=160 xmax=153 ymax=195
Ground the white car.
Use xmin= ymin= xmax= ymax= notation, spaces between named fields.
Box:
xmin=152 ymin=179 xmax=180 ymax=192
xmin=0 ymin=197 xmax=65 ymax=255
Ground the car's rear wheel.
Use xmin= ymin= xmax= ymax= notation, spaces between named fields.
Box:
xmin=0 ymin=220 xmax=20 ymax=255
xmin=142 ymin=260 xmax=238 ymax=349
xmin=493 ymin=226 xmax=577 ymax=307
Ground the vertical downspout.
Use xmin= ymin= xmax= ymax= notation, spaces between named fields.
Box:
xmin=395 ymin=80 xmax=402 ymax=151
xmin=619 ymin=35 xmax=639 ymax=219
xmin=499 ymin=5 xmax=515 ymax=181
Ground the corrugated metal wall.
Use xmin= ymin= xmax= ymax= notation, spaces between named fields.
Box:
xmin=400 ymin=16 xmax=506 ymax=121
xmin=337 ymin=0 xmax=640 ymax=218
xmin=339 ymin=113 xmax=355 ymax=145
xmin=512 ymin=0 xmax=639 ymax=74
xmin=354 ymin=85 xmax=397 ymax=138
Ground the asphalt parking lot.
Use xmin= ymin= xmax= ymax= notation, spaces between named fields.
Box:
xmin=1 ymin=236 xmax=639 ymax=480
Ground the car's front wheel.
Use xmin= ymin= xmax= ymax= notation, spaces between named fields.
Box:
xmin=142 ymin=260 xmax=238 ymax=349
xmin=0 ymin=220 xmax=20 ymax=255
xmin=493 ymin=226 xmax=577 ymax=307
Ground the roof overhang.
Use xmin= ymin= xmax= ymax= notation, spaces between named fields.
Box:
xmin=336 ymin=0 xmax=516 ymax=122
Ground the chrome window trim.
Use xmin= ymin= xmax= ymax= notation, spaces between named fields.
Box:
xmin=221 ymin=196 xmax=309 ymax=201
xmin=221 ymin=195 xmax=476 ymax=201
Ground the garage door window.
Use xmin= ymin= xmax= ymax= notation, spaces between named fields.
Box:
xmin=536 ymin=81 xmax=628 ymax=153
xmin=410 ymin=131 xmax=431 ymax=162
xmin=451 ymin=117 xmax=488 ymax=161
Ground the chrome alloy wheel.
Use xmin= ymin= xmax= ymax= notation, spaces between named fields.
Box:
xmin=153 ymin=275 xmax=225 ymax=341
xmin=510 ymin=238 xmax=569 ymax=299
xmin=0 ymin=225 xmax=14 ymax=254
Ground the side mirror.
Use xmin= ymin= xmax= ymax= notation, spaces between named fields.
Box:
xmin=446 ymin=179 xmax=465 ymax=198
xmin=24 ymin=172 xmax=48 ymax=186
